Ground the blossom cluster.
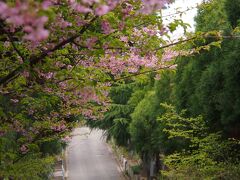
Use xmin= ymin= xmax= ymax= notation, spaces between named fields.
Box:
xmin=0 ymin=0 xmax=177 ymax=159
xmin=51 ymin=123 xmax=67 ymax=132
xmin=0 ymin=0 xmax=170 ymax=45
xmin=79 ymin=87 xmax=101 ymax=104
xmin=98 ymin=51 xmax=161 ymax=75
xmin=141 ymin=0 xmax=171 ymax=14
xmin=69 ymin=0 xmax=119 ymax=16
xmin=0 ymin=1 xmax=49 ymax=43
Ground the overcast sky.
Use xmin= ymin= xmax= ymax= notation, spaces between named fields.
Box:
xmin=162 ymin=0 xmax=204 ymax=39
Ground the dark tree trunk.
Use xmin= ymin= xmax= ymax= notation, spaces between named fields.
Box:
xmin=155 ymin=152 xmax=160 ymax=174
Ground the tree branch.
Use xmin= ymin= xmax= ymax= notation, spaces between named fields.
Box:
xmin=6 ymin=31 xmax=25 ymax=62
xmin=112 ymin=64 xmax=175 ymax=82
xmin=0 ymin=16 xmax=98 ymax=86
xmin=0 ymin=21 xmax=25 ymax=61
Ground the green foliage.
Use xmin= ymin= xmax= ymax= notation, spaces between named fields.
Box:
xmin=195 ymin=0 xmax=230 ymax=32
xmin=87 ymin=83 xmax=136 ymax=146
xmin=88 ymin=1 xmax=240 ymax=177
xmin=155 ymin=71 xmax=175 ymax=108
xmin=86 ymin=0 xmax=240 ymax=178
xmin=0 ymin=90 xmax=69 ymax=178
xmin=168 ymin=19 xmax=190 ymax=33
xmin=128 ymin=71 xmax=175 ymax=154
xmin=127 ymin=89 xmax=146 ymax=108
xmin=109 ymin=84 xmax=134 ymax=104
xmin=131 ymin=165 xmax=141 ymax=175
xmin=154 ymin=1 xmax=240 ymax=178
xmin=158 ymin=104 xmax=240 ymax=179
xmin=130 ymin=91 xmax=159 ymax=154
xmin=175 ymin=0 xmax=240 ymax=135
xmin=0 ymin=154 xmax=55 ymax=180
xmin=2 ymin=0 xmax=240 ymax=178
xmin=225 ymin=0 xmax=240 ymax=28
xmin=109 ymin=118 xmax=131 ymax=146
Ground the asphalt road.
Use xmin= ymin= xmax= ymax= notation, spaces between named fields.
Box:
xmin=67 ymin=127 xmax=122 ymax=180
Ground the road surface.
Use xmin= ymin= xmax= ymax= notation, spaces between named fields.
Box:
xmin=67 ymin=127 xmax=122 ymax=180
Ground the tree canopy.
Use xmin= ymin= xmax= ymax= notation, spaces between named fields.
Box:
xmin=1 ymin=0 xmax=240 ymax=179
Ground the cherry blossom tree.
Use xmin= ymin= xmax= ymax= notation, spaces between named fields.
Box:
xmin=0 ymin=0 xmax=216 ymax=178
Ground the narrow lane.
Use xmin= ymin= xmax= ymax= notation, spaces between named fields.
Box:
xmin=67 ymin=127 xmax=122 ymax=180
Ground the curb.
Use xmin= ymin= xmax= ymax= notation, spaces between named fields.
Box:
xmin=106 ymin=142 xmax=130 ymax=180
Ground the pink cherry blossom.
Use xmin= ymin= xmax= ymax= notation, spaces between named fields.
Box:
xmin=82 ymin=0 xmax=100 ymax=5
xmin=59 ymin=82 xmax=67 ymax=89
xmin=103 ymin=43 xmax=110 ymax=50
xmin=0 ymin=130 xmax=5 ymax=137
xmin=76 ymin=18 xmax=87 ymax=26
xmin=98 ymin=55 xmax=126 ymax=75
xmin=0 ymin=2 xmax=49 ymax=43
xmin=118 ymin=21 xmax=125 ymax=31
xmin=3 ymin=41 xmax=10 ymax=48
xmin=51 ymin=123 xmax=66 ymax=132
xmin=101 ymin=20 xmax=113 ymax=34
xmin=11 ymin=99 xmax=19 ymax=103
xmin=122 ymin=3 xmax=133 ymax=18
xmin=107 ymin=0 xmax=120 ymax=10
xmin=55 ymin=15 xmax=72 ymax=29
xmin=71 ymin=3 xmax=92 ymax=13
xmin=24 ymin=28 xmax=49 ymax=42
xmin=155 ymin=74 xmax=161 ymax=80
xmin=42 ymin=72 xmax=54 ymax=80
xmin=55 ymin=61 xmax=65 ymax=68
xmin=86 ymin=37 xmax=98 ymax=49
xmin=6 ymin=15 xmax=25 ymax=27
xmin=79 ymin=58 xmax=95 ymax=68
xmin=127 ymin=67 xmax=139 ymax=73
xmin=20 ymin=145 xmax=28 ymax=154
xmin=79 ymin=87 xmax=101 ymax=104
xmin=142 ymin=27 xmax=157 ymax=36
xmin=168 ymin=64 xmax=178 ymax=69
xmin=67 ymin=65 xmax=73 ymax=70
xmin=0 ymin=2 xmax=8 ymax=15
xmin=140 ymin=0 xmax=170 ymax=14
xmin=62 ymin=136 xmax=71 ymax=143
xmin=42 ymin=0 xmax=53 ymax=10
xmin=133 ymin=28 xmax=143 ymax=37
xmin=82 ymin=109 xmax=94 ymax=118
xmin=120 ymin=36 xmax=128 ymax=43
xmin=160 ymin=26 xmax=168 ymax=35
xmin=162 ymin=49 xmax=179 ymax=62
xmin=22 ymin=71 xmax=30 ymax=78
xmin=95 ymin=5 xmax=110 ymax=16
xmin=143 ymin=54 xmax=159 ymax=68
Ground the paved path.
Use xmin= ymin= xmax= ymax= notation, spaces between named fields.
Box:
xmin=67 ymin=127 xmax=122 ymax=180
